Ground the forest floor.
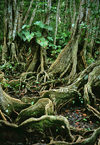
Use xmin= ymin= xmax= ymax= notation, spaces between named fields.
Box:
xmin=0 ymin=64 xmax=100 ymax=145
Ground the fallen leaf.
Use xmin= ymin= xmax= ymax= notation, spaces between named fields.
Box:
xmin=76 ymin=109 xmax=80 ymax=112
xmin=65 ymin=110 xmax=69 ymax=113
xmin=75 ymin=122 xmax=79 ymax=125
xmin=89 ymin=121 xmax=92 ymax=124
xmin=83 ymin=113 xmax=87 ymax=117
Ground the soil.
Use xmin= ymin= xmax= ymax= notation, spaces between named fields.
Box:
xmin=0 ymin=70 xmax=100 ymax=145
xmin=61 ymin=107 xmax=100 ymax=130
xmin=0 ymin=105 xmax=99 ymax=145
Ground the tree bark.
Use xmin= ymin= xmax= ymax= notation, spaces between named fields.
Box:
xmin=54 ymin=0 xmax=60 ymax=45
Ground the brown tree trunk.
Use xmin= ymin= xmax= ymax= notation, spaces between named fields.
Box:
xmin=48 ymin=0 xmax=86 ymax=79
xmin=2 ymin=0 xmax=8 ymax=63
xmin=54 ymin=0 xmax=60 ymax=45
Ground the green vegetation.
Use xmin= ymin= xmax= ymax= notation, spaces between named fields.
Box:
xmin=0 ymin=0 xmax=100 ymax=145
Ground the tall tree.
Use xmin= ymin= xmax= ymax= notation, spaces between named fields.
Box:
xmin=54 ymin=0 xmax=60 ymax=45
xmin=0 ymin=1 xmax=100 ymax=145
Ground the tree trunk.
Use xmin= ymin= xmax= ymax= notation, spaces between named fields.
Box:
xmin=0 ymin=0 xmax=100 ymax=144
xmin=49 ymin=0 xmax=86 ymax=79
xmin=54 ymin=0 xmax=60 ymax=45
xmin=23 ymin=0 xmax=34 ymax=24
xmin=2 ymin=0 xmax=8 ymax=63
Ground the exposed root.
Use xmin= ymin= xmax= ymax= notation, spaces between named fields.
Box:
xmin=0 ymin=61 xmax=100 ymax=144
xmin=49 ymin=127 xmax=100 ymax=145
xmin=16 ymin=98 xmax=54 ymax=124
xmin=41 ymin=88 xmax=80 ymax=111
xmin=69 ymin=35 xmax=80 ymax=80
xmin=0 ymin=120 xmax=18 ymax=128
xmin=87 ymin=104 xmax=100 ymax=120
xmin=84 ymin=65 xmax=100 ymax=106
xmin=20 ymin=72 xmax=36 ymax=82
xmin=37 ymin=70 xmax=49 ymax=83
xmin=19 ymin=115 xmax=74 ymax=142
xmin=0 ymin=110 xmax=7 ymax=121
xmin=0 ymin=85 xmax=30 ymax=116
xmin=11 ymin=42 xmax=18 ymax=62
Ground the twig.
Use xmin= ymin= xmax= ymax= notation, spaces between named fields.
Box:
xmin=87 ymin=104 xmax=100 ymax=120
xmin=0 ymin=110 xmax=7 ymax=121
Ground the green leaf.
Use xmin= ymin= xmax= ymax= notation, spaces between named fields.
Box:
xmin=56 ymin=49 xmax=61 ymax=53
xmin=35 ymin=31 xmax=42 ymax=37
xmin=84 ymin=75 xmax=88 ymax=80
xmin=83 ymin=118 xmax=87 ymax=121
xmin=22 ymin=85 xmax=24 ymax=88
xmin=36 ymin=81 xmax=39 ymax=84
xmin=22 ymin=24 xmax=27 ymax=29
xmin=96 ymin=121 xmax=99 ymax=124
xmin=22 ymin=24 xmax=30 ymax=29
xmin=95 ymin=51 xmax=99 ymax=55
xmin=31 ymin=101 xmax=34 ymax=105
xmin=4 ymin=83 xmax=10 ymax=87
xmin=56 ymin=129 xmax=58 ymax=132
xmin=37 ymin=37 xmax=48 ymax=47
xmin=72 ymin=100 xmax=75 ymax=104
xmin=27 ymin=32 xmax=34 ymax=42
xmin=45 ymin=25 xmax=53 ymax=31
xmin=34 ymin=21 xmax=45 ymax=28
xmin=96 ymin=41 xmax=100 ymax=44
xmin=87 ymin=58 xmax=95 ymax=64
xmin=81 ymin=100 xmax=83 ymax=104
xmin=98 ymin=75 xmax=100 ymax=80
xmin=47 ymin=36 xmax=53 ymax=41
xmin=23 ymin=37 xmax=27 ymax=41
xmin=20 ymin=31 xmax=34 ymax=42
xmin=51 ymin=51 xmax=55 ymax=54
xmin=15 ymin=83 xmax=20 ymax=87
xmin=87 ymin=128 xmax=91 ymax=131
xmin=5 ymin=109 xmax=9 ymax=113
xmin=25 ymin=31 xmax=31 ymax=39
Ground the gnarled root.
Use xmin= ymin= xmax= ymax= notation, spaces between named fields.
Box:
xmin=84 ymin=66 xmax=100 ymax=106
xmin=37 ymin=70 xmax=49 ymax=83
xmin=0 ymin=85 xmax=29 ymax=116
xmin=87 ymin=104 xmax=100 ymax=120
xmin=49 ymin=127 xmax=100 ymax=145
xmin=19 ymin=115 xmax=74 ymax=142
xmin=41 ymin=88 xmax=80 ymax=111
xmin=16 ymin=98 xmax=54 ymax=124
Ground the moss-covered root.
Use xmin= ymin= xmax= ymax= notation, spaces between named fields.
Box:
xmin=84 ymin=66 xmax=100 ymax=106
xmin=0 ymin=85 xmax=29 ymax=116
xmin=87 ymin=104 xmax=100 ymax=120
xmin=19 ymin=115 xmax=74 ymax=142
xmin=0 ymin=120 xmax=18 ymax=128
xmin=41 ymin=89 xmax=80 ymax=111
xmin=16 ymin=98 xmax=54 ymax=124
xmin=49 ymin=127 xmax=100 ymax=145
